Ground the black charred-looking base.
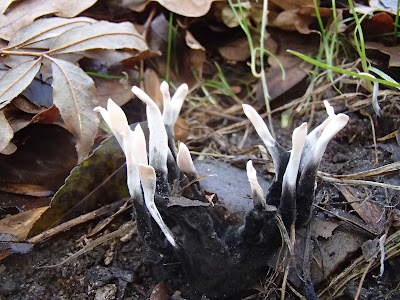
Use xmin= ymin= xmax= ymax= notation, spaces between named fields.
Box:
xmin=137 ymin=158 xmax=311 ymax=299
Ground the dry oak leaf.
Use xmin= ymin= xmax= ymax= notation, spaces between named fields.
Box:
xmin=0 ymin=0 xmax=98 ymax=41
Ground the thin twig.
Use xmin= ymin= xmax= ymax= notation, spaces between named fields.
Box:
xmin=27 ymin=199 xmax=130 ymax=244
xmin=37 ymin=221 xmax=135 ymax=268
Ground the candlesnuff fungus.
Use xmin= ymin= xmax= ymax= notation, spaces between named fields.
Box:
xmin=94 ymin=83 xmax=349 ymax=298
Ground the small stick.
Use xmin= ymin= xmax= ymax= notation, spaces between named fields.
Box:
xmin=27 ymin=199 xmax=130 ymax=244
xmin=37 ymin=222 xmax=135 ymax=268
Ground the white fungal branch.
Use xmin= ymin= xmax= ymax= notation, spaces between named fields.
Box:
xmin=246 ymin=160 xmax=267 ymax=210
xmin=242 ymin=104 xmax=275 ymax=148
xmin=123 ymin=132 xmax=141 ymax=199
xmin=282 ymin=123 xmax=307 ymax=189
xmin=139 ymin=164 xmax=177 ymax=247
xmin=323 ymin=100 xmax=335 ymax=117
xmin=95 ymin=87 xmax=179 ymax=248
xmin=132 ymin=124 xmax=148 ymax=166
xmin=170 ymin=83 xmax=189 ymax=126
xmin=161 ymin=81 xmax=189 ymax=128
xmin=94 ymin=99 xmax=130 ymax=150
xmin=242 ymin=104 xmax=283 ymax=172
xmin=300 ymin=101 xmax=348 ymax=171
xmin=94 ymin=99 xmax=142 ymax=200
xmin=313 ymin=113 xmax=349 ymax=165
xmin=160 ymin=81 xmax=171 ymax=124
xmin=132 ymin=86 xmax=169 ymax=179
xmin=177 ymin=142 xmax=198 ymax=178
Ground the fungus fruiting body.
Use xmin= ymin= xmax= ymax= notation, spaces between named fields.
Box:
xmin=94 ymin=83 xmax=349 ymax=298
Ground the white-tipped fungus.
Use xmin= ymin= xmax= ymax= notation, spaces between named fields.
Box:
xmin=177 ymin=142 xmax=198 ymax=177
xmin=94 ymin=99 xmax=141 ymax=200
xmin=132 ymin=124 xmax=148 ymax=166
xmin=242 ymin=104 xmax=275 ymax=148
xmin=246 ymin=160 xmax=267 ymax=210
xmin=313 ymin=113 xmax=349 ymax=165
xmin=282 ymin=122 xmax=307 ymax=189
xmin=138 ymin=164 xmax=176 ymax=247
xmin=161 ymin=81 xmax=189 ymax=128
xmin=132 ymin=86 xmax=169 ymax=179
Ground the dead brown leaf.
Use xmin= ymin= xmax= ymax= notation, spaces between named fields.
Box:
xmin=269 ymin=9 xmax=314 ymax=34
xmin=174 ymin=117 xmax=190 ymax=142
xmin=0 ymin=183 xmax=53 ymax=197
xmin=125 ymin=0 xmax=219 ymax=17
xmin=7 ymin=17 xmax=96 ymax=50
xmin=50 ymin=57 xmax=99 ymax=162
xmin=31 ymin=105 xmax=60 ymax=124
xmin=0 ymin=59 xmax=42 ymax=110
xmin=143 ymin=68 xmax=163 ymax=109
xmin=49 ymin=21 xmax=147 ymax=54
xmin=365 ymin=41 xmax=400 ymax=67
xmin=311 ymin=218 xmax=339 ymax=239
xmin=1 ymin=17 xmax=150 ymax=161
xmin=257 ymin=30 xmax=317 ymax=102
xmin=218 ymin=37 xmax=251 ymax=62
xmin=0 ymin=207 xmax=48 ymax=240
xmin=270 ymin=0 xmax=314 ymax=11
xmin=337 ymin=185 xmax=386 ymax=234
xmin=94 ymin=77 xmax=134 ymax=108
xmin=11 ymin=96 xmax=42 ymax=114
xmin=0 ymin=0 xmax=98 ymax=40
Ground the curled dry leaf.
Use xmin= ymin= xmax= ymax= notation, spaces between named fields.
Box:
xmin=50 ymin=58 xmax=99 ymax=162
xmin=7 ymin=17 xmax=96 ymax=50
xmin=0 ymin=0 xmax=98 ymax=40
xmin=50 ymin=21 xmax=147 ymax=54
xmin=0 ymin=59 xmax=42 ymax=110
xmin=1 ymin=17 xmax=150 ymax=160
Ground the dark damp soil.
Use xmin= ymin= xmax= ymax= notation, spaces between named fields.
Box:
xmin=1 ymin=109 xmax=399 ymax=300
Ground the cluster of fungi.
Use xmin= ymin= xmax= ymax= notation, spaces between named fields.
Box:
xmin=94 ymin=82 xmax=349 ymax=298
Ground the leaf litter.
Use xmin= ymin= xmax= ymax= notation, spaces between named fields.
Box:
xmin=0 ymin=0 xmax=399 ymax=299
